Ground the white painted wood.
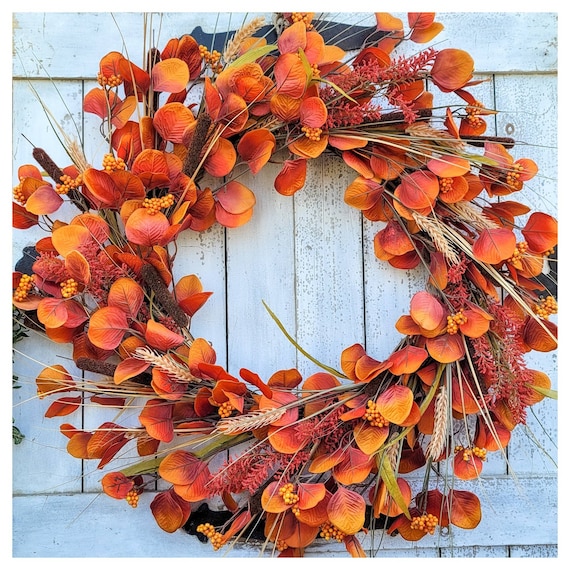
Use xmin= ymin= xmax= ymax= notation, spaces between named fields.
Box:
xmin=12 ymin=11 xmax=558 ymax=558
xmin=12 ymin=475 xmax=557 ymax=557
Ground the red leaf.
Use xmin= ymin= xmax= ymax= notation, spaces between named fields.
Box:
xmin=139 ymin=399 xmax=174 ymax=442
xmin=45 ymin=396 xmax=82 ymax=418
xmin=150 ymin=489 xmax=191 ymax=533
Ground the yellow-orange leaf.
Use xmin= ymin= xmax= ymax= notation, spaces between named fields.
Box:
xmin=472 ymin=228 xmax=516 ymax=264
xmin=36 ymin=364 xmax=74 ymax=398
xmin=448 ymin=490 xmax=482 ymax=529
xmin=152 ymin=58 xmax=190 ymax=93
xmin=410 ymin=291 xmax=446 ymax=331
xmin=327 ymin=486 xmax=366 ymax=535
xmin=150 ymin=488 xmax=191 ymax=533
xmin=376 ymin=385 xmax=414 ymax=425
xmin=107 ymin=277 xmax=144 ymax=319
xmin=426 ymin=333 xmax=465 ymax=363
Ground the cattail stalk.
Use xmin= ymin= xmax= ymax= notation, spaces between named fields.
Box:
xmin=32 ymin=147 xmax=64 ymax=183
xmin=140 ymin=263 xmax=188 ymax=328
xmin=183 ymin=112 xmax=212 ymax=179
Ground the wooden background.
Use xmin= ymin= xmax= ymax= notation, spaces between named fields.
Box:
xmin=12 ymin=12 xmax=558 ymax=558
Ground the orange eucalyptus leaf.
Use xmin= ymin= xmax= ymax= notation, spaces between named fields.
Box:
xmin=13 ymin=201 xmax=38 ymax=229
xmin=237 ymin=128 xmax=276 ymax=175
xmin=130 ymin=149 xmax=171 ymax=188
xmin=64 ymin=250 xmax=90 ymax=285
xmin=125 ymin=208 xmax=171 ymax=246
xmin=36 ymin=364 xmax=74 ymax=398
xmin=344 ymin=177 xmax=384 ymax=210
xmin=51 ymin=224 xmax=92 ymax=257
xmin=343 ymin=152 xmax=375 ymax=179
xmin=277 ymin=20 xmax=306 ymax=54
xmin=296 ymin=492 xmax=331 ymax=528
xmin=297 ymin=483 xmax=327 ymax=510
xmin=410 ymin=22 xmax=444 ymax=43
xmin=427 ymin=155 xmax=470 ymax=178
xmin=341 ymin=343 xmax=367 ymax=381
xmin=203 ymin=137 xmax=236 ymax=177
xmin=375 ymin=13 xmax=404 ymax=32
xmin=152 ymin=369 xmax=188 ymax=400
xmin=288 ymin=134 xmax=329 ymax=159
xmin=268 ymin=368 xmax=303 ymax=389
xmin=150 ymin=488 xmax=192 ymax=533
xmin=332 ymin=446 xmax=374 ymax=485
xmin=145 ymin=319 xmax=185 ymax=351
xmin=344 ymin=535 xmax=366 ymax=558
xmin=354 ymin=353 xmax=392 ymax=383
xmin=24 ymin=184 xmax=63 ymax=215
xmin=87 ymin=306 xmax=129 ymax=350
xmin=388 ymin=345 xmax=428 ymax=375
xmin=262 ymin=481 xmax=290 ymax=513
xmin=91 ymin=395 xmax=127 ymax=408
xmin=525 ymin=369 xmax=552 ymax=405
xmin=270 ymin=92 xmax=302 ymax=122
xmin=353 ymin=421 xmax=389 ymax=455
xmin=372 ymin=478 xmax=412 ymax=518
xmin=327 ymin=486 xmax=366 ymax=535
xmin=395 ymin=170 xmax=439 ymax=210
xmin=431 ymin=49 xmax=474 ymax=92
xmin=66 ymin=431 xmax=92 ymax=459
xmin=240 ymin=368 xmax=273 ymax=399
xmin=187 ymin=338 xmax=216 ymax=376
xmin=521 ymin=212 xmax=558 ymax=253
xmin=410 ymin=291 xmax=446 ymax=331
xmin=523 ymin=318 xmax=557 ymax=352
xmin=102 ymin=472 xmax=133 ymax=499
xmin=274 ymin=158 xmax=307 ymax=196
xmin=274 ymin=53 xmax=307 ymax=98
xmin=448 ymin=490 xmax=482 ymax=529
xmin=426 ymin=333 xmax=465 ymax=363
xmin=107 ymin=277 xmax=144 ymax=319
xmin=299 ymin=96 xmax=327 ymax=128
xmin=460 ymin=304 xmax=493 ymax=338
xmin=152 ymin=58 xmax=190 ymax=93
xmin=472 ymin=228 xmax=516 ymax=264
xmin=376 ymin=384 xmax=414 ymax=425
xmin=71 ymin=212 xmax=111 ymax=243
xmin=375 ymin=220 xmax=415 ymax=256
xmin=309 ymin=447 xmax=345 ymax=473
xmin=82 ymin=168 xmax=123 ymax=207
xmin=139 ymin=399 xmax=174 ymax=443
xmin=36 ymin=297 xmax=69 ymax=329
xmin=88 ymin=422 xmax=129 ymax=468
xmin=172 ymin=462 xmax=210 ymax=502
xmin=44 ymin=396 xmax=82 ymax=418
xmin=268 ymin=424 xmax=310 ymax=454
xmin=302 ymin=372 xmax=339 ymax=414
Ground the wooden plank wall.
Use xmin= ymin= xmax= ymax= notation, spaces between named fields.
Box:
xmin=12 ymin=12 xmax=558 ymax=558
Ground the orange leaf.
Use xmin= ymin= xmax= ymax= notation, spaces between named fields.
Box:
xmin=237 ymin=128 xmax=276 ymax=175
xmin=150 ymin=488 xmax=191 ymax=533
xmin=299 ymin=96 xmax=327 ymax=128
xmin=340 ymin=343 xmax=367 ymax=381
xmin=36 ymin=364 xmax=74 ymax=398
xmin=82 ymin=168 xmax=123 ymax=208
xmin=13 ymin=201 xmax=38 ymax=229
xmin=203 ymin=137 xmax=237 ymax=177
xmin=268 ymin=424 xmax=310 ymax=454
xmin=309 ymin=447 xmax=345 ymax=473
xmin=410 ymin=291 xmax=446 ymax=331
xmin=344 ymin=177 xmax=384 ymax=211
xmin=297 ymin=483 xmax=327 ymax=510
xmin=395 ymin=170 xmax=439 ymax=210
xmin=525 ymin=369 xmax=552 ymax=405
xmin=427 ymin=155 xmax=470 ymax=178
xmin=472 ymin=228 xmax=517 ymax=265
xmin=87 ymin=306 xmax=129 ymax=350
xmin=45 ymin=396 xmax=82 ymax=418
xmin=107 ymin=277 xmax=144 ymax=319
xmin=125 ymin=208 xmax=171 ymax=246
xmin=172 ymin=462 xmax=210 ymax=502
xmin=87 ymin=422 xmax=129 ymax=468
xmin=448 ymin=490 xmax=482 ymax=529
xmin=274 ymin=53 xmax=307 ymax=98
xmin=521 ymin=212 xmax=558 ymax=253
xmin=375 ymin=13 xmax=404 ymax=32
xmin=64 ymin=250 xmax=90 ymax=285
xmin=327 ymin=486 xmax=366 ymax=535
xmin=274 ymin=158 xmax=307 ymax=196
xmin=277 ymin=20 xmax=306 ymax=54
xmin=36 ymin=297 xmax=69 ymax=329
xmin=145 ymin=319 xmax=185 ymax=351
xmin=24 ymin=184 xmax=63 ymax=215
xmin=114 ymin=357 xmax=150 ymax=385
xmin=102 ymin=472 xmax=133 ymax=499
xmin=376 ymin=384 xmax=414 ymax=425
xmin=268 ymin=368 xmax=303 ymax=389
xmin=261 ymin=481 xmax=290 ymax=513
xmin=158 ymin=449 xmax=207 ymax=484
xmin=410 ymin=21 xmax=444 ymax=43
xmin=51 ymin=224 xmax=92 ymax=257
xmin=389 ymin=345 xmax=428 ymax=375
xmin=426 ymin=333 xmax=465 ymax=363
xmin=187 ymin=337 xmax=216 ymax=376
xmin=140 ymin=399 xmax=174 ymax=442
xmin=333 ymin=446 xmax=374 ymax=485
xmin=288 ymin=134 xmax=328 ymax=159
xmin=152 ymin=58 xmax=190 ymax=93
xmin=431 ymin=49 xmax=474 ymax=92
xmin=523 ymin=318 xmax=557 ymax=352
xmin=353 ymin=421 xmax=389 ymax=455
xmin=216 ymin=181 xmax=256 ymax=214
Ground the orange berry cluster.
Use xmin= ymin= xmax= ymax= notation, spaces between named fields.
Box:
xmin=56 ymin=173 xmax=83 ymax=195
xmin=14 ymin=274 xmax=34 ymax=302
xmin=60 ymin=278 xmax=79 ymax=298
xmin=364 ymin=400 xmax=389 ymax=428
xmin=142 ymin=194 xmax=175 ymax=215
xmin=291 ymin=12 xmax=314 ymax=30
xmin=465 ymin=100 xmax=485 ymax=129
xmin=446 ymin=309 xmax=467 ymax=335
xmin=199 ymin=45 xmax=223 ymax=73
xmin=279 ymin=483 xmax=300 ymax=509
xmin=410 ymin=513 xmax=438 ymax=534
xmin=218 ymin=401 xmax=234 ymax=418
xmin=13 ymin=180 xmax=26 ymax=205
xmin=438 ymin=177 xmax=454 ymax=194
xmin=102 ymin=153 xmax=126 ymax=172
xmin=455 ymin=445 xmax=487 ymax=462
xmin=97 ymin=72 xmax=123 ymax=88
xmin=507 ymin=241 xmax=529 ymax=269
xmin=275 ymin=539 xmax=288 ymax=551
xmin=196 ymin=523 xmax=225 ymax=550
xmin=534 ymin=295 xmax=557 ymax=319
xmin=319 ymin=521 xmax=346 ymax=542
xmin=301 ymin=126 xmax=323 ymax=141
xmin=125 ymin=489 xmax=139 ymax=508
xmin=506 ymin=162 xmax=524 ymax=191
xmin=310 ymin=63 xmax=321 ymax=79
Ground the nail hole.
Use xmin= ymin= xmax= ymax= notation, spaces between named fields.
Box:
xmin=505 ymin=123 xmax=515 ymax=135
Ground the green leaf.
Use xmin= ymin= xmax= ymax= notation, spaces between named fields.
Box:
xmin=228 ymin=44 xmax=277 ymax=68
xmin=318 ymin=78 xmax=358 ymax=104
xmin=263 ymin=301 xmax=347 ymax=379
xmin=379 ymin=453 xmax=411 ymax=519
xmin=297 ymin=47 xmax=313 ymax=88
xmin=528 ymin=385 xmax=558 ymax=400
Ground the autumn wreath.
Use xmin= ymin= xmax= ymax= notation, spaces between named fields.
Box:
xmin=12 ymin=12 xmax=557 ymax=557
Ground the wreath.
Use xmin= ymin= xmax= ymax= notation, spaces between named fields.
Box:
xmin=12 ymin=11 xmax=558 ymax=557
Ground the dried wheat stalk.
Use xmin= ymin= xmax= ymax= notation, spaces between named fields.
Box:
xmin=215 ymin=408 xmax=286 ymax=434
xmin=134 ymin=347 xmax=198 ymax=382
xmin=412 ymin=211 xmax=460 ymax=265
xmin=223 ymin=17 xmax=266 ymax=62
xmin=425 ymin=385 xmax=449 ymax=461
